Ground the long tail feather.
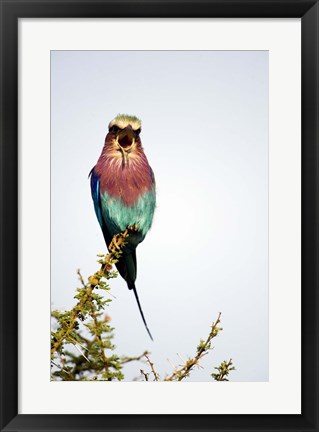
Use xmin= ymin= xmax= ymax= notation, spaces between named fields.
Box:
xmin=131 ymin=284 xmax=153 ymax=341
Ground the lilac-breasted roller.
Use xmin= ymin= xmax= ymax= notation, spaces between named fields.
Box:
xmin=89 ymin=114 xmax=156 ymax=340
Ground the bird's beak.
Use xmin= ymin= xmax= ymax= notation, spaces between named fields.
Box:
xmin=116 ymin=126 xmax=136 ymax=151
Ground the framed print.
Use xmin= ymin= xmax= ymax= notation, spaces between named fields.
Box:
xmin=0 ymin=1 xmax=318 ymax=431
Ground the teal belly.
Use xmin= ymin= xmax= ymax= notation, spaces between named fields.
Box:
xmin=101 ymin=189 xmax=156 ymax=242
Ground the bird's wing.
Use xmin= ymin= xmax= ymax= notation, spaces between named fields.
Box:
xmin=89 ymin=166 xmax=133 ymax=282
xmin=150 ymin=166 xmax=156 ymax=188
xmin=89 ymin=167 xmax=112 ymax=247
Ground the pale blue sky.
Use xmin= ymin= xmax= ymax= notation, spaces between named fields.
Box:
xmin=51 ymin=50 xmax=268 ymax=381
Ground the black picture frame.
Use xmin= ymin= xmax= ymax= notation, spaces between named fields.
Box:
xmin=1 ymin=1 xmax=318 ymax=431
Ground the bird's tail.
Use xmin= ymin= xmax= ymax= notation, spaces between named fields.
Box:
xmin=128 ymin=281 xmax=153 ymax=341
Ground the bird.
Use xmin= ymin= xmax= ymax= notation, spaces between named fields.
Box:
xmin=89 ymin=114 xmax=156 ymax=340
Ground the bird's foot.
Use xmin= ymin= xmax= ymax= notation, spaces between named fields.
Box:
xmin=128 ymin=224 xmax=139 ymax=232
xmin=109 ymin=233 xmax=126 ymax=252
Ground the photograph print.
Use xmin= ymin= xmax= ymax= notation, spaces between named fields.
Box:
xmin=51 ymin=50 xmax=268 ymax=382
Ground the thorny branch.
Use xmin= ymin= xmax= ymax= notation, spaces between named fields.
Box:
xmin=163 ymin=312 xmax=222 ymax=381
xmin=121 ymin=351 xmax=150 ymax=365
xmin=51 ymin=228 xmax=235 ymax=382
xmin=145 ymin=353 xmax=159 ymax=381
xmin=51 ymin=229 xmax=130 ymax=356
xmin=140 ymin=369 xmax=149 ymax=381
xmin=211 ymin=358 xmax=236 ymax=381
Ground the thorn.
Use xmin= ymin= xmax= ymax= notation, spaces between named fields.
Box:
xmin=167 ymin=358 xmax=177 ymax=370
xmin=69 ymin=337 xmax=88 ymax=351
xmin=73 ymin=343 xmax=90 ymax=362
xmin=177 ymin=353 xmax=187 ymax=365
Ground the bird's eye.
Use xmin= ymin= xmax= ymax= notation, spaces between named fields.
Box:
xmin=135 ymin=128 xmax=141 ymax=136
xmin=110 ymin=125 xmax=120 ymax=134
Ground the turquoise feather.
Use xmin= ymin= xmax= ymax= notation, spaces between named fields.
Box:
xmin=100 ymin=188 xmax=156 ymax=239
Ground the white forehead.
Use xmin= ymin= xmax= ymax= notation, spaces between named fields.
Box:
xmin=108 ymin=117 xmax=141 ymax=131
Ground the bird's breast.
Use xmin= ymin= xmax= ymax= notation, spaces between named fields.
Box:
xmin=100 ymin=189 xmax=156 ymax=239
xmin=98 ymin=155 xmax=151 ymax=205
xmin=97 ymin=156 xmax=156 ymax=238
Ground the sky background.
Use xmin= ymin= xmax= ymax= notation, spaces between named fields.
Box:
xmin=51 ymin=50 xmax=268 ymax=382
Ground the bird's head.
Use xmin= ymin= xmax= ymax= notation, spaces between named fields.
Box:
xmin=105 ymin=114 xmax=142 ymax=160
